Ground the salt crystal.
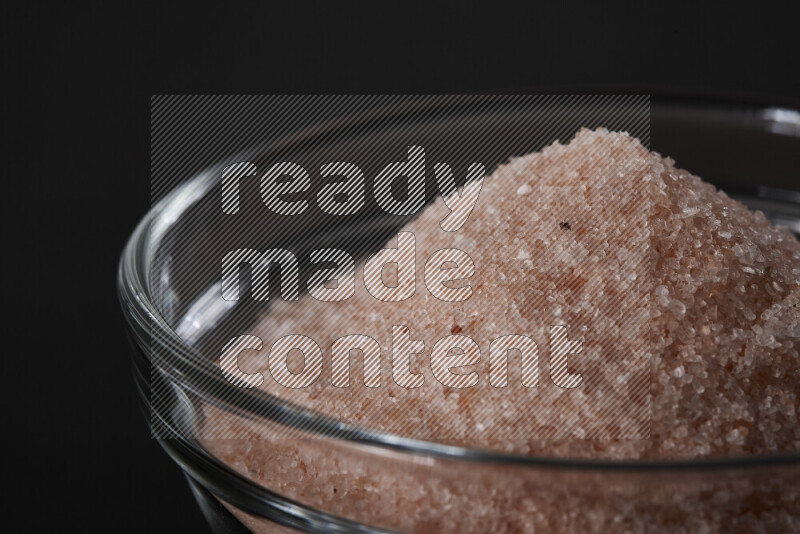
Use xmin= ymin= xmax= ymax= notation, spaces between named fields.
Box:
xmin=667 ymin=299 xmax=687 ymax=317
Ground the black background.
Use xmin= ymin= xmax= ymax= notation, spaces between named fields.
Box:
xmin=4 ymin=3 xmax=798 ymax=533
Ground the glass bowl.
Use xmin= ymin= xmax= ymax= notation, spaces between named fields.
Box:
xmin=119 ymin=96 xmax=800 ymax=533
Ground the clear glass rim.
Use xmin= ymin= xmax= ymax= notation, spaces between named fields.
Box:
xmin=120 ymin=96 xmax=800 ymax=472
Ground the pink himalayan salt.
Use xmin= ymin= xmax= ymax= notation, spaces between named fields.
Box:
xmin=202 ymin=129 xmax=800 ymax=532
